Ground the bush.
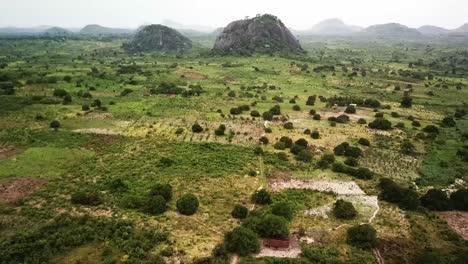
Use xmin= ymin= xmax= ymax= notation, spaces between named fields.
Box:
xmin=283 ymin=122 xmax=294 ymax=129
xmin=120 ymin=88 xmax=133 ymax=96
xmin=346 ymin=224 xmax=378 ymax=249
xmin=450 ymin=189 xmax=468 ymax=211
xmin=368 ymin=118 xmax=392 ymax=130
xmin=81 ymin=104 xmax=90 ymax=111
xmin=401 ymin=140 xmax=416 ymax=155
xmin=277 ymin=152 xmax=288 ymax=161
xmin=273 ymin=141 xmax=287 ymax=150
xmin=107 ymin=179 xmax=128 ymax=193
xmin=357 ymin=118 xmax=367 ymax=124
xmin=379 ymin=178 xmax=420 ymax=210
xmin=344 ymin=157 xmax=359 ymax=167
xmin=262 ymin=111 xmax=273 ymax=121
xmin=175 ymin=128 xmax=184 ymax=135
xmin=400 ymin=96 xmax=412 ymax=108
xmin=250 ymin=110 xmax=260 ymax=117
xmin=441 ymin=116 xmax=456 ymax=127
xmin=259 ymin=136 xmax=269 ymax=145
xmin=351 ymin=167 xmax=373 ymax=180
xmin=311 ymin=130 xmax=320 ymax=139
xmin=192 ymin=123 xmax=203 ymax=133
xmin=333 ymin=142 xmax=362 ymax=158
xmin=224 ymin=227 xmax=260 ymax=256
xmin=333 ymin=199 xmax=358 ymax=219
xmin=149 ymin=183 xmax=173 ymax=202
xmin=144 ymin=195 xmax=167 ymax=215
xmin=269 ymin=105 xmax=281 ymax=115
xmin=306 ymin=95 xmax=316 ymax=106
xmin=231 ymin=205 xmax=249 ymax=219
xmin=295 ymin=138 xmax=309 ymax=148
xmin=62 ymin=94 xmax=72 ymax=105
xmin=313 ymin=113 xmax=321 ymax=120
xmin=257 ymin=214 xmax=289 ymax=239
xmin=336 ymin=114 xmax=350 ymax=123
xmin=271 ymin=202 xmax=293 ymax=220
xmin=176 ymin=194 xmax=199 ymax=215
xmin=71 ymin=191 xmax=102 ymax=206
xmin=230 ymin=107 xmax=242 ymax=115
xmin=279 ymin=136 xmax=293 ymax=148
xmin=296 ymin=150 xmax=313 ymax=162
xmin=215 ymin=124 xmax=226 ymax=136
xmin=50 ymin=120 xmax=61 ymax=130
xmin=358 ymin=138 xmax=370 ymax=146
xmin=423 ymin=125 xmax=439 ymax=134
xmin=53 ymin=88 xmax=69 ymax=97
xmin=345 ymin=106 xmax=356 ymax=114
xmin=292 ymin=105 xmax=301 ymax=111
xmin=251 ymin=189 xmax=272 ymax=205
xmin=421 ymin=189 xmax=451 ymax=211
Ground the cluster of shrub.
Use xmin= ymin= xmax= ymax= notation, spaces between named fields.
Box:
xmin=72 ymin=180 xmax=200 ymax=216
xmin=0 ymin=214 xmax=169 ymax=263
xmin=0 ymin=74 xmax=16 ymax=95
xmin=150 ymin=82 xmax=204 ymax=97
xmin=230 ymin=104 xmax=251 ymax=115
xmin=326 ymin=96 xmax=381 ymax=108
xmin=261 ymin=104 xmax=282 ymax=121
xmin=271 ymin=136 xmax=312 ymax=162
xmin=201 ymin=189 xmax=379 ymax=262
xmin=325 ymin=141 xmax=374 ymax=179
xmin=212 ymin=189 xmax=294 ymax=257
xmin=379 ymin=178 xmax=468 ymax=212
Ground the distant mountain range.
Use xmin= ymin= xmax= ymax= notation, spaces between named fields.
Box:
xmin=1 ymin=20 xmax=467 ymax=39
xmin=295 ymin=19 xmax=362 ymax=36
xmin=359 ymin=23 xmax=424 ymax=39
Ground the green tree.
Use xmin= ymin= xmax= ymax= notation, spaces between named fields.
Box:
xmin=346 ymin=224 xmax=378 ymax=249
xmin=176 ymin=194 xmax=199 ymax=215
xmin=257 ymin=214 xmax=290 ymax=239
xmin=231 ymin=205 xmax=249 ymax=219
xmin=192 ymin=123 xmax=203 ymax=133
xmin=450 ymin=189 xmax=468 ymax=211
xmin=421 ymin=189 xmax=451 ymax=211
xmin=144 ymin=195 xmax=167 ymax=215
xmin=224 ymin=227 xmax=260 ymax=255
xmin=149 ymin=183 xmax=173 ymax=202
xmin=50 ymin=120 xmax=61 ymax=130
xmin=333 ymin=199 xmax=357 ymax=219
xmin=251 ymin=189 xmax=272 ymax=205
xmin=271 ymin=202 xmax=293 ymax=220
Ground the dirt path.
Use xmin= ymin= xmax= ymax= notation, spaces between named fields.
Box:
xmin=230 ymin=254 xmax=238 ymax=264
xmin=373 ymin=248 xmax=385 ymax=264
xmin=269 ymin=179 xmax=366 ymax=195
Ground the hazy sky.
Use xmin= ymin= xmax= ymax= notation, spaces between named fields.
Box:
xmin=1 ymin=0 xmax=467 ymax=30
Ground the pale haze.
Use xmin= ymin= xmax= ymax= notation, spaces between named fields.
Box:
xmin=0 ymin=0 xmax=467 ymax=30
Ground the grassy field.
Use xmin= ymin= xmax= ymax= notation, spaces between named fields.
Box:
xmin=0 ymin=37 xmax=467 ymax=263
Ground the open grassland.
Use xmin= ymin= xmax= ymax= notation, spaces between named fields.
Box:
xmin=0 ymin=38 xmax=467 ymax=263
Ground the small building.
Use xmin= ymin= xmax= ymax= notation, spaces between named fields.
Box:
xmin=264 ymin=238 xmax=291 ymax=249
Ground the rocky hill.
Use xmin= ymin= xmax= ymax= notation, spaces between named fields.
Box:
xmin=212 ymin=14 xmax=304 ymax=55
xmin=418 ymin=25 xmax=450 ymax=36
xmin=453 ymin=23 xmax=468 ymax=32
xmin=124 ymin=24 xmax=192 ymax=53
xmin=80 ymin=24 xmax=133 ymax=36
